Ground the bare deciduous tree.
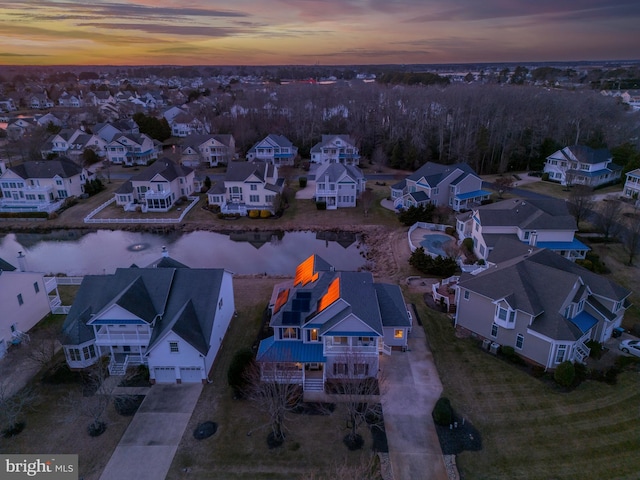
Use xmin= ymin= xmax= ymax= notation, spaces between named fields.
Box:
xmin=360 ymin=189 xmax=374 ymax=217
xmin=328 ymin=352 xmax=383 ymax=450
xmin=622 ymin=212 xmax=640 ymax=265
xmin=26 ymin=326 xmax=60 ymax=370
xmin=494 ymin=176 xmax=514 ymax=199
xmin=0 ymin=384 xmax=38 ymax=436
xmin=567 ymin=185 xmax=595 ymax=229
xmin=245 ymin=360 xmax=302 ymax=447
xmin=595 ymin=197 xmax=623 ymax=243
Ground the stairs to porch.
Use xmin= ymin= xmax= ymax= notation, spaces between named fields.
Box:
xmin=304 ymin=378 xmax=324 ymax=392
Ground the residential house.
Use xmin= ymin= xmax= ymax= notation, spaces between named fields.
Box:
xmin=543 ymin=145 xmax=622 ymax=187
xmin=247 ymin=134 xmax=298 ymax=165
xmin=456 ymin=197 xmax=589 ymax=261
xmin=114 ymin=158 xmax=195 ymax=212
xmin=35 ymin=113 xmax=63 ymax=128
xmin=310 ymin=135 xmax=360 ymax=165
xmin=623 ymin=168 xmax=640 ymax=204
xmin=314 ymin=163 xmax=366 ymax=209
xmin=180 ymin=134 xmax=235 ymax=167
xmin=86 ymin=90 xmax=115 ymax=107
xmin=60 ymin=256 xmax=235 ymax=383
xmin=391 ymin=162 xmax=491 ymax=212
xmin=41 ymin=128 xmax=107 ymax=161
xmin=0 ymin=257 xmax=61 ymax=359
xmin=0 ymin=97 xmax=17 ymax=112
xmin=106 ymin=132 xmax=161 ymax=166
xmin=94 ymin=120 xmax=140 ymax=142
xmin=58 ymin=92 xmax=83 ymax=108
xmin=454 ymin=238 xmax=631 ymax=370
xmin=256 ymin=255 xmax=412 ymax=394
xmin=170 ymin=112 xmax=207 ymax=137
xmin=5 ymin=117 xmax=36 ymax=140
xmin=30 ymin=93 xmax=54 ymax=110
xmin=0 ymin=157 xmax=92 ymax=212
xmin=162 ymin=106 xmax=189 ymax=124
xmin=207 ymin=161 xmax=284 ymax=216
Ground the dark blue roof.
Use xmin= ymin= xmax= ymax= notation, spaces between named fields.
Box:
xmin=569 ymin=311 xmax=598 ymax=334
xmin=256 ymin=336 xmax=326 ymax=363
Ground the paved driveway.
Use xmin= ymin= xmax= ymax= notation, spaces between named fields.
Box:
xmin=380 ymin=314 xmax=449 ymax=480
xmin=99 ymin=383 xmax=202 ymax=480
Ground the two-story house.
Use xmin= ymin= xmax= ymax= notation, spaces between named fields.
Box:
xmin=114 ymin=158 xmax=195 ymax=212
xmin=0 ymin=256 xmax=61 ymax=359
xmin=41 ymin=129 xmax=107 ymax=161
xmin=314 ymin=163 xmax=366 ymax=209
xmin=310 ymin=135 xmax=360 ymax=165
xmin=58 ymin=92 xmax=83 ymax=108
xmin=0 ymin=157 xmax=92 ymax=213
xmin=543 ymin=145 xmax=622 ymax=187
xmin=207 ymin=161 xmax=284 ymax=216
xmin=30 ymin=93 xmax=54 ymax=110
xmin=170 ymin=112 xmax=207 ymax=137
xmin=180 ymin=134 xmax=235 ymax=167
xmin=623 ymin=168 xmax=640 ymax=204
xmin=456 ymin=197 xmax=589 ymax=261
xmin=391 ymin=162 xmax=491 ymax=212
xmin=94 ymin=120 xmax=140 ymax=142
xmin=60 ymin=256 xmax=235 ymax=383
xmin=257 ymin=255 xmax=412 ymax=395
xmin=247 ymin=134 xmax=298 ymax=165
xmin=454 ymin=238 xmax=631 ymax=370
xmin=106 ymin=132 xmax=161 ymax=166
xmin=0 ymin=97 xmax=17 ymax=112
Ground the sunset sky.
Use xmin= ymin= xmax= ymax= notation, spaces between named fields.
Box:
xmin=1 ymin=0 xmax=639 ymax=66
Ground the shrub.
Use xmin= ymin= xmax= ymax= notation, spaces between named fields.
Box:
xmin=432 ymin=397 xmax=453 ymax=426
xmin=604 ymin=367 xmax=620 ymax=385
xmin=316 ymin=201 xmax=327 ymax=210
xmin=260 ymin=210 xmax=271 ymax=218
xmin=530 ymin=365 xmax=546 ymax=378
xmin=227 ymin=348 xmax=254 ymax=397
xmin=541 ymin=172 xmax=550 ymax=181
xmin=299 ymin=177 xmax=307 ymax=188
xmin=248 ymin=210 xmax=260 ymax=218
xmin=445 ymin=226 xmax=456 ymax=236
xmin=574 ymin=362 xmax=588 ymax=383
xmin=554 ymin=361 xmax=575 ymax=387
xmin=462 ymin=238 xmax=474 ymax=253
xmin=500 ymin=346 xmax=526 ymax=365
xmin=586 ymin=340 xmax=604 ymax=359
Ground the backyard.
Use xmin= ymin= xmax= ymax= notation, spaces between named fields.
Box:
xmin=406 ymin=289 xmax=640 ymax=480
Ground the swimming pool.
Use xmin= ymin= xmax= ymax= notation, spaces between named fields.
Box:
xmin=419 ymin=233 xmax=454 ymax=257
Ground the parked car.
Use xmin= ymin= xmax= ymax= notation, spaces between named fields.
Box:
xmin=618 ymin=339 xmax=640 ymax=358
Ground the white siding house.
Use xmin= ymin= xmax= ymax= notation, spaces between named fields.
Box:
xmin=543 ymin=145 xmax=622 ymax=187
xmin=310 ymin=135 xmax=360 ymax=165
xmin=314 ymin=163 xmax=366 ymax=209
xmin=61 ymin=257 xmax=235 ymax=383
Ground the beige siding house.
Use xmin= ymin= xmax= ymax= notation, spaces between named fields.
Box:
xmin=454 ymin=238 xmax=631 ymax=370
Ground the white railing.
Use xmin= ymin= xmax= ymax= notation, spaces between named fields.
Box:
xmin=261 ymin=371 xmax=304 ymax=384
xmin=52 ymin=306 xmax=71 ymax=314
xmin=324 ymin=345 xmax=378 ymax=354
xmin=95 ymin=332 xmax=151 ymax=345
xmin=84 ymin=196 xmax=199 ymax=224
xmin=379 ymin=343 xmax=392 ymax=356
xmin=45 ymin=276 xmax=84 ymax=286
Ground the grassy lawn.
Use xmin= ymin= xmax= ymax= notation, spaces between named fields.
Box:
xmin=404 ymin=290 xmax=640 ymax=480
xmin=166 ymin=277 xmax=380 ymax=480
xmin=517 ymin=180 xmax=623 ymax=200
xmin=585 ymin=241 xmax=640 ymax=329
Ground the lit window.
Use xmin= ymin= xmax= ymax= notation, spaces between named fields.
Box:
xmin=283 ymin=328 xmax=297 ymax=339
xmin=169 ymin=341 xmax=179 ymax=353
xmin=394 ymin=329 xmax=404 ymax=339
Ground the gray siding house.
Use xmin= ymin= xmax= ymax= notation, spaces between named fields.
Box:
xmin=454 ymin=238 xmax=630 ymax=370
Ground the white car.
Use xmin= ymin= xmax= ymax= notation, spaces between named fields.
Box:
xmin=618 ymin=339 xmax=640 ymax=358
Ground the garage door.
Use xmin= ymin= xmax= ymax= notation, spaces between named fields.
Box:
xmin=154 ymin=367 xmax=176 ymax=383
xmin=180 ymin=367 xmax=203 ymax=383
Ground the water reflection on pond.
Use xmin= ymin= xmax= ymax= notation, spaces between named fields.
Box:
xmin=0 ymin=229 xmax=366 ymax=275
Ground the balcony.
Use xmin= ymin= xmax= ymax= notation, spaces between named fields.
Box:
xmin=324 ymin=344 xmax=378 ymax=355
xmin=95 ymin=330 xmax=151 ymax=346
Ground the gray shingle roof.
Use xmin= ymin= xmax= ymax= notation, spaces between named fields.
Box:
xmin=560 ymin=145 xmax=611 ymax=164
xmin=315 ymin=163 xmax=364 ymax=182
xmin=475 ymin=198 xmax=577 ymax=231
xmin=131 ymin=158 xmax=192 ymax=182
xmin=225 ymin=161 xmax=274 ymax=182
xmin=374 ymin=284 xmax=411 ymax=327
xmin=62 ymin=266 xmax=227 ymax=357
xmin=0 ymin=257 xmax=16 ymax=271
xmin=459 ymin=238 xmax=631 ymax=341
xmin=9 ymin=157 xmax=83 ymax=179
xmin=407 ymin=162 xmax=477 ymax=186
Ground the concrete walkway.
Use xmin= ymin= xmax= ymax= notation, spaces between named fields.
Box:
xmin=99 ymin=383 xmax=202 ymax=480
xmin=380 ymin=314 xmax=449 ymax=480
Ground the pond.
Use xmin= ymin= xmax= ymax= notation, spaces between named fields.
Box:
xmin=0 ymin=229 xmax=366 ymax=276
